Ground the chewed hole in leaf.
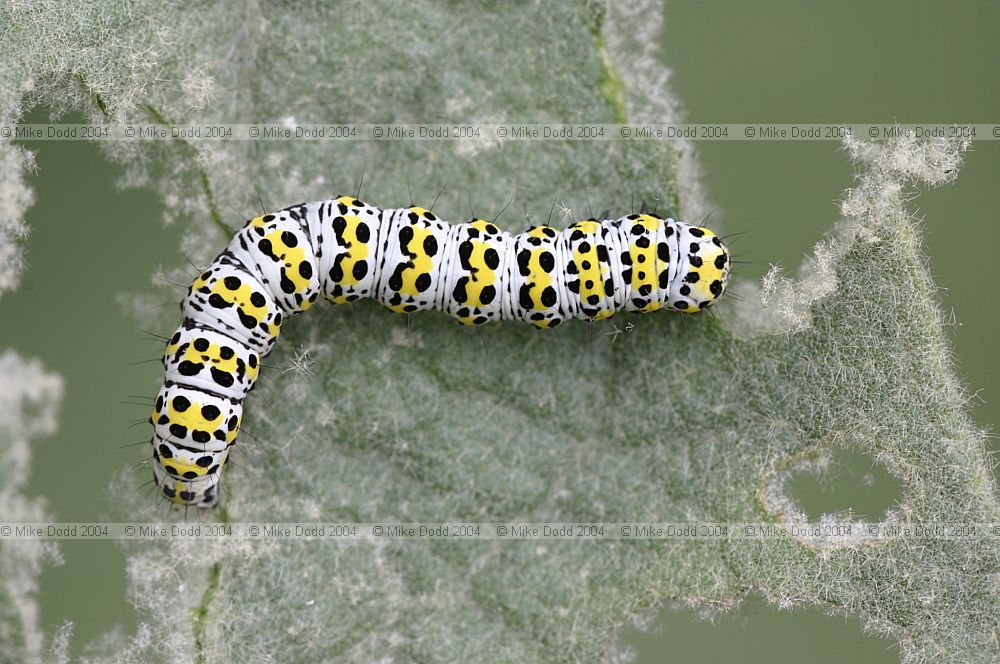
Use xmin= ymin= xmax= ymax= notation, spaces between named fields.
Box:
xmin=785 ymin=446 xmax=902 ymax=522
xmin=622 ymin=594 xmax=899 ymax=664
xmin=756 ymin=439 xmax=908 ymax=549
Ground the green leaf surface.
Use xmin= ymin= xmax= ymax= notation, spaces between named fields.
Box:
xmin=0 ymin=352 xmax=64 ymax=664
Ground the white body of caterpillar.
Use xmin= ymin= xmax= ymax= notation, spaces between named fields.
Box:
xmin=150 ymin=196 xmax=731 ymax=506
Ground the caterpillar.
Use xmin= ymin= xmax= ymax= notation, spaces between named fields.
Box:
xmin=150 ymin=196 xmax=732 ymax=507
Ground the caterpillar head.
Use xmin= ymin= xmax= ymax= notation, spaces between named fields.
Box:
xmin=667 ymin=223 xmax=731 ymax=313
xmin=152 ymin=461 xmax=222 ymax=507
xmin=147 ymin=382 xmax=240 ymax=508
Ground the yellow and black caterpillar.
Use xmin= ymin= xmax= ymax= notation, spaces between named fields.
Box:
xmin=150 ymin=196 xmax=732 ymax=506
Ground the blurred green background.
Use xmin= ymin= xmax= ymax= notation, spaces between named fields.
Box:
xmin=1 ymin=0 xmax=996 ymax=660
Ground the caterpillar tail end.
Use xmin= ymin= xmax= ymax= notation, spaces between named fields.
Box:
xmin=666 ymin=224 xmax=732 ymax=313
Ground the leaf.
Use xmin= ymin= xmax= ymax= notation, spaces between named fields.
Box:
xmin=1 ymin=1 xmax=997 ymax=663
xmin=0 ymin=351 xmax=65 ymax=664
